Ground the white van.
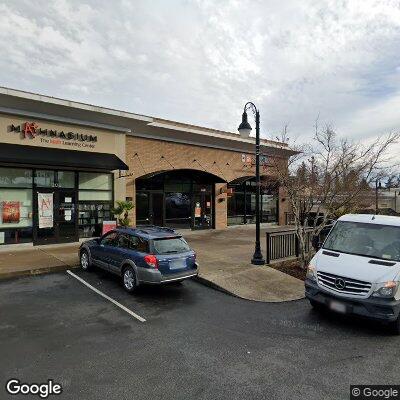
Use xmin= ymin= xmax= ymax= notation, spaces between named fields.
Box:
xmin=305 ymin=214 xmax=400 ymax=334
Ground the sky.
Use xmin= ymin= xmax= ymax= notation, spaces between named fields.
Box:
xmin=0 ymin=0 xmax=400 ymax=143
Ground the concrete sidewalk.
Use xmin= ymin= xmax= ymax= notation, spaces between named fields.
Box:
xmin=184 ymin=227 xmax=305 ymax=302
xmin=0 ymin=225 xmax=305 ymax=302
xmin=0 ymin=243 xmax=80 ymax=279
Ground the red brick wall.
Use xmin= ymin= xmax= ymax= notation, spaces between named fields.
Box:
xmin=125 ymin=136 xmax=287 ymax=228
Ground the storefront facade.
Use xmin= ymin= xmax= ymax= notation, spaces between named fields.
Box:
xmin=124 ymin=134 xmax=291 ymax=230
xmin=0 ymin=87 xmax=294 ymax=246
xmin=0 ymin=111 xmax=127 ymax=246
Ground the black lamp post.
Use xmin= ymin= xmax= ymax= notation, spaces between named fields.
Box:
xmin=238 ymin=102 xmax=265 ymax=265
xmin=375 ymin=179 xmax=382 ymax=214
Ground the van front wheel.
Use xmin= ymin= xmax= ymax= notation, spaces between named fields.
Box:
xmin=390 ymin=316 xmax=400 ymax=335
xmin=309 ymin=299 xmax=324 ymax=311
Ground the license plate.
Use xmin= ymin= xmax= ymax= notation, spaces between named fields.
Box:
xmin=329 ymin=300 xmax=346 ymax=314
xmin=169 ymin=258 xmax=186 ymax=270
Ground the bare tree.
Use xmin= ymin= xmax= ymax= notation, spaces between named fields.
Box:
xmin=271 ymin=123 xmax=399 ymax=268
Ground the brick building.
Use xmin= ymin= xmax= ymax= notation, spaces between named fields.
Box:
xmin=0 ymin=87 xmax=294 ymax=246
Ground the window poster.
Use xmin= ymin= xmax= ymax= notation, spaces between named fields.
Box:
xmin=2 ymin=201 xmax=20 ymax=224
xmin=195 ymin=202 xmax=201 ymax=218
xmin=102 ymin=221 xmax=117 ymax=235
xmin=38 ymin=193 xmax=54 ymax=229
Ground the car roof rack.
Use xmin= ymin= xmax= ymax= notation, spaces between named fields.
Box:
xmin=135 ymin=225 xmax=177 ymax=234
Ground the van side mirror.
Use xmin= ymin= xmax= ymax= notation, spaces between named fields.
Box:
xmin=311 ymin=235 xmax=321 ymax=251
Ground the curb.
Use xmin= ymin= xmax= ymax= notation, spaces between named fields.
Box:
xmin=194 ymin=275 xmax=306 ymax=303
xmin=194 ymin=275 xmax=237 ymax=298
xmin=0 ymin=264 xmax=80 ymax=281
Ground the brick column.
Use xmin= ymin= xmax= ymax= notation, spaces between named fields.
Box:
xmin=215 ymin=183 xmax=227 ymax=229
xmin=126 ymin=178 xmax=136 ymax=227
xmin=278 ymin=186 xmax=289 ymax=226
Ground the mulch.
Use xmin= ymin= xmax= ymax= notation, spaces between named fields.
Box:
xmin=269 ymin=260 xmax=306 ymax=281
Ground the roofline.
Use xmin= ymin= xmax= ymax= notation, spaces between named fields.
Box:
xmin=0 ymin=86 xmax=153 ymax=123
xmin=0 ymin=106 xmax=131 ymax=133
xmin=0 ymin=86 xmax=293 ymax=152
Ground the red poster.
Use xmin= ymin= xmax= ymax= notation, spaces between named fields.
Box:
xmin=2 ymin=201 xmax=20 ymax=224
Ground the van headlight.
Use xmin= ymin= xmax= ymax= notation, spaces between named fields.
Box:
xmin=306 ymin=263 xmax=317 ymax=282
xmin=372 ymin=281 xmax=399 ymax=298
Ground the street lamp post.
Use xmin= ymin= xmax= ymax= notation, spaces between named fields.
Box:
xmin=238 ymin=102 xmax=265 ymax=265
xmin=375 ymin=179 xmax=382 ymax=215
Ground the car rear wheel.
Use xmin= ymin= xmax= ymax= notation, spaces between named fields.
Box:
xmin=123 ymin=266 xmax=137 ymax=293
xmin=80 ymin=250 xmax=91 ymax=271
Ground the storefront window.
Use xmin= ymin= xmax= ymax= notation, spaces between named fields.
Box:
xmin=79 ymin=191 xmax=112 ymax=201
xmin=34 ymin=170 xmax=54 ymax=187
xmin=228 ymin=179 xmax=278 ymax=225
xmin=58 ymin=171 xmax=75 ymax=188
xmin=0 ymin=168 xmax=32 ymax=187
xmin=261 ymin=195 xmax=278 ymax=223
xmin=164 ymin=182 xmax=191 ymax=193
xmin=78 ymin=203 xmax=112 ymax=238
xmin=136 ymin=170 xmax=215 ymax=229
xmin=78 ymin=173 xmax=113 ymax=238
xmin=136 ymin=192 xmax=150 ymax=224
xmin=79 ymin=173 xmax=112 ymax=191
xmin=165 ymin=192 xmax=191 ymax=228
xmin=0 ymin=168 xmax=33 ymax=244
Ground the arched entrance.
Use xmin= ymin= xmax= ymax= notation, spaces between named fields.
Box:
xmin=135 ymin=169 xmax=225 ymax=229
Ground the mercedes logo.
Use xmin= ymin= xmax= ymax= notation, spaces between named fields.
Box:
xmin=334 ymin=278 xmax=346 ymax=290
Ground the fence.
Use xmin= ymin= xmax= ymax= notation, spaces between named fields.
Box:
xmin=265 ymin=225 xmax=333 ymax=264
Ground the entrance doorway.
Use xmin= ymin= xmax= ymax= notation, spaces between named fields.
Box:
xmin=136 ymin=169 xmax=222 ymax=229
xmin=193 ymin=191 xmax=212 ymax=229
xmin=34 ymin=188 xmax=78 ymax=245
xmin=136 ymin=192 xmax=164 ymax=226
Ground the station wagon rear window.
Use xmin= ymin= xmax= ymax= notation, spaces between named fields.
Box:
xmin=152 ymin=237 xmax=190 ymax=254
xmin=323 ymin=221 xmax=400 ymax=261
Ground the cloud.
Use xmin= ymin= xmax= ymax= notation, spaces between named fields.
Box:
xmin=0 ymin=0 xmax=399 ymax=143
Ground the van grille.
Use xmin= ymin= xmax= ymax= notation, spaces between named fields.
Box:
xmin=317 ymin=271 xmax=372 ymax=296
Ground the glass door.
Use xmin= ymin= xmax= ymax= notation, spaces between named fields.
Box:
xmin=150 ymin=192 xmax=164 ymax=226
xmin=33 ymin=181 xmax=78 ymax=245
xmin=57 ymin=189 xmax=78 ymax=243
xmin=193 ymin=192 xmax=212 ymax=229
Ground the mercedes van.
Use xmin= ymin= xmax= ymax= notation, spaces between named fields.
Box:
xmin=305 ymin=214 xmax=400 ymax=334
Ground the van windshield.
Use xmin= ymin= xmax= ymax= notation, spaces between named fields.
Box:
xmin=323 ymin=221 xmax=400 ymax=261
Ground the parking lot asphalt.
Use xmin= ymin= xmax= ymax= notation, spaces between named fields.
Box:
xmin=1 ymin=269 xmax=399 ymax=400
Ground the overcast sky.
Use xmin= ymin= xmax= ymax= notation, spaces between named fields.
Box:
xmin=1 ymin=0 xmax=400 ymax=142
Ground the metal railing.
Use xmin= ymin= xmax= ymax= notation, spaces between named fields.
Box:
xmin=266 ymin=225 xmax=333 ymax=264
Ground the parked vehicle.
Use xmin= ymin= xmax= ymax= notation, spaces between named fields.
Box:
xmin=305 ymin=214 xmax=400 ymax=334
xmin=79 ymin=226 xmax=198 ymax=292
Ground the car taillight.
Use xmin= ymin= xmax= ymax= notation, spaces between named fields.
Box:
xmin=144 ymin=254 xmax=158 ymax=269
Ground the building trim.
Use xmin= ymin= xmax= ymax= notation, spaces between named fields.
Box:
xmin=128 ymin=131 xmax=295 ymax=156
xmin=0 ymin=106 xmax=131 ymax=133
xmin=0 ymin=86 xmax=154 ymax=123
xmin=148 ymin=121 xmax=287 ymax=149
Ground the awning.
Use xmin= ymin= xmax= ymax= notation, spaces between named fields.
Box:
xmin=0 ymin=143 xmax=128 ymax=171
xmin=136 ymin=168 xmax=226 ymax=183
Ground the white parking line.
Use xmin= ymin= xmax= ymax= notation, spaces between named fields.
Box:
xmin=66 ymin=270 xmax=146 ymax=323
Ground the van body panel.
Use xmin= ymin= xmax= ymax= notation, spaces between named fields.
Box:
xmin=305 ymin=214 xmax=400 ymax=326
